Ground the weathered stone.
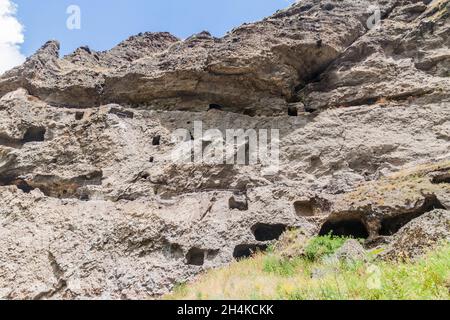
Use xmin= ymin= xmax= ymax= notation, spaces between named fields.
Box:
xmin=0 ymin=0 xmax=449 ymax=299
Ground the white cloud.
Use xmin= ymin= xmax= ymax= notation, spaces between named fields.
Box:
xmin=0 ymin=0 xmax=25 ymax=74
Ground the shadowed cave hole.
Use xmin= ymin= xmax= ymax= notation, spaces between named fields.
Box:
xmin=432 ymin=173 xmax=450 ymax=184
xmin=294 ymin=199 xmax=316 ymax=217
xmin=167 ymin=243 xmax=184 ymax=260
xmin=75 ymin=112 xmax=84 ymax=120
xmin=0 ymin=176 xmax=34 ymax=193
xmin=379 ymin=195 xmax=445 ymax=236
xmin=152 ymin=135 xmax=161 ymax=146
xmin=22 ymin=126 xmax=46 ymax=143
xmin=319 ymin=218 xmax=369 ymax=239
xmin=243 ymin=109 xmax=256 ymax=117
xmin=233 ymin=244 xmax=268 ymax=260
xmin=228 ymin=194 xmax=248 ymax=211
xmin=251 ymin=223 xmax=287 ymax=241
xmin=186 ymin=247 xmax=205 ymax=266
xmin=208 ymin=104 xmax=223 ymax=111
xmin=288 ymin=106 xmax=298 ymax=117
xmin=14 ymin=179 xmax=34 ymax=193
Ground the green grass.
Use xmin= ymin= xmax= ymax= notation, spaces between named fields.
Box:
xmin=165 ymin=240 xmax=450 ymax=300
xmin=304 ymin=234 xmax=350 ymax=261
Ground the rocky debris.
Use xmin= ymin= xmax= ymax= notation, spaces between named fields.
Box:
xmin=276 ymin=229 xmax=314 ymax=260
xmin=332 ymin=239 xmax=367 ymax=263
xmin=0 ymin=0 xmax=449 ymax=299
xmin=320 ymin=161 xmax=450 ymax=239
xmin=381 ymin=209 xmax=450 ymax=260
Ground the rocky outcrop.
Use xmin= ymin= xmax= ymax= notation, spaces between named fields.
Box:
xmin=381 ymin=209 xmax=450 ymax=260
xmin=0 ymin=0 xmax=449 ymax=299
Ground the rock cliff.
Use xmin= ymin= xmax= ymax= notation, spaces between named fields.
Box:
xmin=0 ymin=0 xmax=449 ymax=299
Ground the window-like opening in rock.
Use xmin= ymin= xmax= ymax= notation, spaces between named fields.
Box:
xmin=243 ymin=109 xmax=256 ymax=117
xmin=22 ymin=126 xmax=46 ymax=143
xmin=319 ymin=218 xmax=369 ymax=239
xmin=294 ymin=200 xmax=315 ymax=217
xmin=15 ymin=179 xmax=34 ymax=193
xmin=208 ymin=104 xmax=223 ymax=111
xmin=152 ymin=135 xmax=161 ymax=146
xmin=304 ymin=106 xmax=316 ymax=113
xmin=322 ymin=3 xmax=335 ymax=11
xmin=109 ymin=108 xmax=134 ymax=119
xmin=75 ymin=112 xmax=84 ymax=120
xmin=206 ymin=249 xmax=219 ymax=261
xmin=251 ymin=223 xmax=287 ymax=241
xmin=229 ymin=194 xmax=248 ymax=211
xmin=288 ymin=106 xmax=298 ymax=117
xmin=379 ymin=195 xmax=445 ymax=236
xmin=149 ymin=156 xmax=154 ymax=163
xmin=79 ymin=193 xmax=89 ymax=201
xmin=168 ymin=243 xmax=184 ymax=260
xmin=233 ymin=244 xmax=267 ymax=260
xmin=432 ymin=173 xmax=450 ymax=184
xmin=186 ymin=247 xmax=205 ymax=266
xmin=0 ymin=134 xmax=20 ymax=148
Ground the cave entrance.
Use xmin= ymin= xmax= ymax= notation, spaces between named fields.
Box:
xmin=294 ymin=200 xmax=315 ymax=217
xmin=380 ymin=195 xmax=445 ymax=236
xmin=319 ymin=218 xmax=369 ymax=239
xmin=22 ymin=126 xmax=46 ymax=143
xmin=233 ymin=244 xmax=267 ymax=260
xmin=208 ymin=104 xmax=223 ymax=111
xmin=15 ymin=179 xmax=34 ymax=193
xmin=0 ymin=175 xmax=34 ymax=193
xmin=75 ymin=112 xmax=84 ymax=120
xmin=152 ymin=135 xmax=161 ymax=146
xmin=432 ymin=173 xmax=450 ymax=184
xmin=288 ymin=106 xmax=298 ymax=117
xmin=186 ymin=248 xmax=205 ymax=266
xmin=251 ymin=223 xmax=287 ymax=241
xmin=243 ymin=109 xmax=256 ymax=117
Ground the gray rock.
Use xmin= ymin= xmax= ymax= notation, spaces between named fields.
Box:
xmin=0 ymin=0 xmax=449 ymax=299
xmin=333 ymin=239 xmax=367 ymax=263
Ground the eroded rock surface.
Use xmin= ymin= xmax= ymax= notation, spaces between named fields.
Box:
xmin=0 ymin=0 xmax=449 ymax=299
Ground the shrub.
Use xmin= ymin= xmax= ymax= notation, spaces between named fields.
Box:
xmin=304 ymin=234 xmax=348 ymax=261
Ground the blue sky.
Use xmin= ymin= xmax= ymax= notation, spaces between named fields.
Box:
xmin=14 ymin=0 xmax=294 ymax=57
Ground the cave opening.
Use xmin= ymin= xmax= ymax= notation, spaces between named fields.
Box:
xmin=75 ymin=112 xmax=84 ymax=120
xmin=243 ymin=109 xmax=256 ymax=117
xmin=288 ymin=106 xmax=298 ymax=117
xmin=208 ymin=104 xmax=223 ymax=111
xmin=15 ymin=179 xmax=34 ymax=193
xmin=152 ymin=135 xmax=161 ymax=146
xmin=432 ymin=173 xmax=450 ymax=184
xmin=0 ymin=175 xmax=34 ymax=193
xmin=229 ymin=194 xmax=248 ymax=211
xmin=319 ymin=218 xmax=369 ymax=239
xmin=22 ymin=126 xmax=46 ymax=143
xmin=233 ymin=244 xmax=267 ymax=260
xmin=168 ymin=243 xmax=184 ymax=260
xmin=251 ymin=223 xmax=287 ymax=241
xmin=294 ymin=199 xmax=315 ymax=217
xmin=379 ymin=195 xmax=445 ymax=236
xmin=186 ymin=247 xmax=205 ymax=266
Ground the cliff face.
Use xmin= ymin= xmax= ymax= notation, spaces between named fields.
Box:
xmin=0 ymin=0 xmax=449 ymax=299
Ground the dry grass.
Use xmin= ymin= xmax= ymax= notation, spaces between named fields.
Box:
xmin=339 ymin=159 xmax=450 ymax=207
xmin=165 ymin=240 xmax=450 ymax=300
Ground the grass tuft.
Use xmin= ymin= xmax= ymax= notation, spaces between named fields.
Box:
xmin=165 ymin=240 xmax=450 ymax=300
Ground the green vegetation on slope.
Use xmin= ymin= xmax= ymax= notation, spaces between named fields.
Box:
xmin=166 ymin=236 xmax=450 ymax=300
